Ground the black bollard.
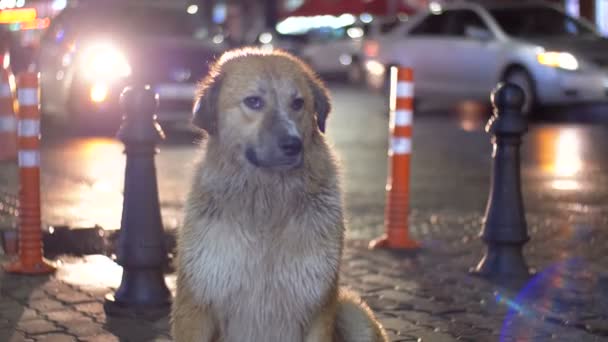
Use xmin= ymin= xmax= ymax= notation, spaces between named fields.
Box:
xmin=104 ymin=85 xmax=171 ymax=319
xmin=471 ymin=82 xmax=531 ymax=284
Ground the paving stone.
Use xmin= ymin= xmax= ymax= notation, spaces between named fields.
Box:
xmin=362 ymin=294 xmax=404 ymax=311
xmin=26 ymin=299 xmax=64 ymax=312
xmin=0 ymin=302 xmax=26 ymax=322
xmin=33 ymin=333 xmax=77 ymax=342
xmin=74 ymin=302 xmax=105 ymax=317
xmin=7 ymin=287 xmax=48 ymax=301
xmin=80 ymin=334 xmax=119 ymax=342
xmin=377 ymin=289 xmax=417 ymax=303
xmin=73 ymin=287 xmax=112 ymax=299
xmin=39 ymin=282 xmax=74 ymax=295
xmin=16 ymin=309 xmax=43 ymax=322
xmin=17 ymin=319 xmax=62 ymax=335
xmin=411 ymin=329 xmax=459 ymax=342
xmin=359 ymin=272 xmax=404 ymax=284
xmin=0 ymin=298 xmax=24 ymax=310
xmin=65 ymin=320 xmax=106 ymax=338
xmin=45 ymin=310 xmax=92 ymax=324
xmin=446 ymin=312 xmax=501 ymax=331
xmin=4 ymin=330 xmax=34 ymax=342
xmin=391 ymin=335 xmax=419 ymax=342
xmin=391 ymin=310 xmax=439 ymax=326
xmin=53 ymin=290 xmax=93 ymax=304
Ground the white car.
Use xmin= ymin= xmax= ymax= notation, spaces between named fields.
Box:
xmin=364 ymin=1 xmax=608 ymax=114
xmin=300 ymin=16 xmax=405 ymax=83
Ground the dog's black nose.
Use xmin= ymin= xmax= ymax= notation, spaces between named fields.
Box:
xmin=279 ymin=135 xmax=302 ymax=156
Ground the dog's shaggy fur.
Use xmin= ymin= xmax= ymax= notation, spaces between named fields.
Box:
xmin=171 ymin=48 xmax=388 ymax=342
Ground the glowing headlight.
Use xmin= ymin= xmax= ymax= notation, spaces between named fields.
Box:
xmin=80 ymin=43 xmax=131 ymax=81
xmin=537 ymin=51 xmax=578 ymax=71
xmin=365 ymin=60 xmax=385 ymax=76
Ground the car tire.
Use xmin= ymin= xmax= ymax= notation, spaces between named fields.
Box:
xmin=502 ymin=67 xmax=536 ymax=116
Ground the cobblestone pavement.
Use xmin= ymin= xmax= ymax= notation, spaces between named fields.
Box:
xmin=1 ymin=207 xmax=608 ymax=341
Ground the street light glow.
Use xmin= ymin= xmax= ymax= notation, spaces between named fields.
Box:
xmin=187 ymin=4 xmax=198 ymax=15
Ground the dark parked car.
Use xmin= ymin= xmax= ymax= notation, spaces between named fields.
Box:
xmin=38 ymin=2 xmax=227 ymax=130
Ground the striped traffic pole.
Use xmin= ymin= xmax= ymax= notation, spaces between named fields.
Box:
xmin=369 ymin=66 xmax=420 ymax=250
xmin=0 ymin=67 xmax=17 ymax=161
xmin=3 ymin=71 xmax=55 ymax=274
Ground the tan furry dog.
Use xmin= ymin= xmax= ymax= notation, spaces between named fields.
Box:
xmin=171 ymin=48 xmax=388 ymax=342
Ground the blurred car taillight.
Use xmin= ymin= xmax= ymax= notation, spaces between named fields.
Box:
xmin=364 ymin=40 xmax=379 ymax=58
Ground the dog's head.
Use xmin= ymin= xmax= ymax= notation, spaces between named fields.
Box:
xmin=192 ymin=48 xmax=330 ymax=171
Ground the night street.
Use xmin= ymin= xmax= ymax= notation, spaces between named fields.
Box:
xmin=3 ymin=0 xmax=608 ymax=341
xmin=3 ymin=84 xmax=608 ymax=341
xmin=11 ymin=84 xmax=608 ymax=239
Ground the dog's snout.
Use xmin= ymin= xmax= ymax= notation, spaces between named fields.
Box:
xmin=279 ymin=135 xmax=302 ymax=156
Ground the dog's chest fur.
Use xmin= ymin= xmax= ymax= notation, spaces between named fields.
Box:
xmin=180 ymin=171 xmax=343 ymax=342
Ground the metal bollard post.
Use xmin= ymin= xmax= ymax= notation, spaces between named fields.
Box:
xmin=471 ymin=82 xmax=531 ymax=283
xmin=104 ymin=85 xmax=171 ymax=319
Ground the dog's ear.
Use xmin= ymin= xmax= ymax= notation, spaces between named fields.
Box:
xmin=307 ymin=77 xmax=331 ymax=133
xmin=192 ymin=74 xmax=223 ymax=135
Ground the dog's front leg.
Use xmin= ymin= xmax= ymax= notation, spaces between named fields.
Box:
xmin=171 ymin=282 xmax=218 ymax=342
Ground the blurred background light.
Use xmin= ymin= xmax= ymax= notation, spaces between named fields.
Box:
xmin=277 ymin=14 xmax=355 ymax=35
xmin=52 ymin=0 xmax=67 ymax=11
xmin=359 ymin=12 xmax=373 ymax=23
xmin=187 ymin=4 xmax=198 ymax=15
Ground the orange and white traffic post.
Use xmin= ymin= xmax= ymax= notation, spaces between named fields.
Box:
xmin=0 ymin=67 xmax=17 ymax=161
xmin=3 ymin=71 xmax=56 ymax=274
xmin=369 ymin=66 xmax=420 ymax=250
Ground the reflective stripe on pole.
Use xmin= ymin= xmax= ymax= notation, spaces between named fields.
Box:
xmin=369 ymin=66 xmax=419 ymax=250
xmin=0 ymin=68 xmax=17 ymax=160
xmin=3 ymin=71 xmax=55 ymax=275
xmin=17 ymin=73 xmax=41 ymax=167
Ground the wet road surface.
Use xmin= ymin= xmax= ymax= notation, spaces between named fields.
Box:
xmin=21 ymin=85 xmax=608 ymax=240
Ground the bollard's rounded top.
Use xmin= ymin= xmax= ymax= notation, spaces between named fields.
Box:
xmin=486 ymin=82 xmax=527 ymax=136
xmin=491 ymin=82 xmax=525 ymax=112
xmin=117 ymin=85 xmax=165 ymax=144
xmin=120 ymin=86 xmax=159 ymax=116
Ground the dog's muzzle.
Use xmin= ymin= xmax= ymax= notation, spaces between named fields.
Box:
xmin=245 ymin=134 xmax=303 ymax=170
xmin=278 ymin=135 xmax=302 ymax=157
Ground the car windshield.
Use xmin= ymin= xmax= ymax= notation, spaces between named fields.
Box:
xmin=489 ymin=7 xmax=597 ymax=37
xmin=65 ymin=6 xmax=204 ymax=38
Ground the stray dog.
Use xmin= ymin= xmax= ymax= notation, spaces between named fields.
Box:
xmin=171 ymin=48 xmax=388 ymax=342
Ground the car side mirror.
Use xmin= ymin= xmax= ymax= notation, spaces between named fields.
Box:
xmin=465 ymin=26 xmax=492 ymax=41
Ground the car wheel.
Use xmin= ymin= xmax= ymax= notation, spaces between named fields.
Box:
xmin=502 ymin=68 xmax=536 ymax=116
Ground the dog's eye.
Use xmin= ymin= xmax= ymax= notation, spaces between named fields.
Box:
xmin=291 ymin=98 xmax=304 ymax=111
xmin=243 ymin=96 xmax=264 ymax=110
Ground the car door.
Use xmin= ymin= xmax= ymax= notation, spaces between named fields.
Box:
xmin=303 ymin=26 xmax=358 ymax=74
xmin=440 ymin=9 xmax=504 ymax=101
xmin=387 ymin=12 xmax=453 ymax=100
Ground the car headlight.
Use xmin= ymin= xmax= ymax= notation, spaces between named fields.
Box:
xmin=365 ymin=60 xmax=385 ymax=76
xmin=79 ymin=42 xmax=131 ymax=81
xmin=537 ymin=51 xmax=578 ymax=71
